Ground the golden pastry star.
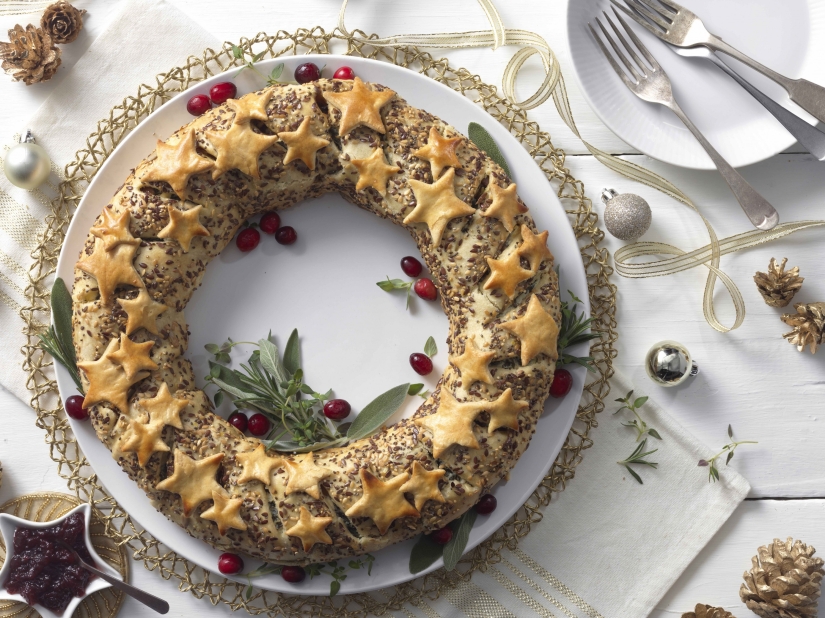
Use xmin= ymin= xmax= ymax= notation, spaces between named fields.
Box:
xmin=412 ymin=127 xmax=463 ymax=179
xmin=484 ymin=250 xmax=534 ymax=298
xmin=156 ymin=450 xmax=225 ymax=517
xmin=136 ymin=382 xmax=188 ymax=430
xmin=449 ymin=335 xmax=495 ymax=387
xmin=77 ymin=239 xmax=142 ymax=306
xmin=345 ymin=469 xmax=419 ymax=535
xmin=78 ymin=338 xmax=144 ymax=413
xmin=414 ymin=389 xmax=485 ymax=459
xmin=499 ymin=294 xmax=560 ymax=366
xmin=283 ymin=452 xmax=331 ymax=500
xmin=141 ymin=129 xmax=214 ymax=199
xmin=481 ymin=183 xmax=528 ymax=232
xmin=277 ymin=116 xmax=330 ymax=170
xmin=350 ymin=147 xmax=400 ymax=197
xmin=236 ymin=443 xmax=283 ymax=486
xmin=90 ymin=208 xmax=139 ymax=251
xmin=200 ymin=489 xmax=247 ymax=536
xmin=285 ymin=506 xmax=333 ymax=551
xmin=226 ymin=90 xmax=273 ymax=124
xmin=399 ymin=461 xmax=446 ymax=511
xmin=484 ymin=388 xmax=529 ymax=433
xmin=205 ymin=120 xmax=278 ymax=179
xmin=404 ymin=168 xmax=476 ymax=246
xmin=108 ymin=333 xmax=158 ymax=381
xmin=323 ymin=77 xmax=396 ymax=136
xmin=517 ymin=225 xmax=554 ymax=272
xmin=158 ymin=203 xmax=210 ymax=253
xmin=120 ymin=417 xmax=169 ymax=466
xmin=119 ymin=287 xmax=168 ymax=336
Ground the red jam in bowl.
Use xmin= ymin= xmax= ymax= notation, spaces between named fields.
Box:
xmin=4 ymin=512 xmax=95 ymax=614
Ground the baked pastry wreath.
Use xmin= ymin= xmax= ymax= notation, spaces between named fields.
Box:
xmin=71 ymin=77 xmax=561 ymax=565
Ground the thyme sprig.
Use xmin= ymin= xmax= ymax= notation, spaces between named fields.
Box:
xmin=307 ymin=555 xmax=375 ymax=597
xmin=231 ymin=45 xmax=287 ymax=85
xmin=617 ymin=438 xmax=658 ymax=485
xmin=699 ymin=425 xmax=757 ymax=483
xmin=614 ymin=390 xmax=660 ymax=441
xmin=376 ymin=277 xmax=414 ymax=309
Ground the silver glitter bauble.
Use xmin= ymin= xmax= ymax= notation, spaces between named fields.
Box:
xmin=4 ymin=130 xmax=51 ymax=190
xmin=601 ymin=188 xmax=651 ymax=241
xmin=645 ymin=340 xmax=699 ymax=387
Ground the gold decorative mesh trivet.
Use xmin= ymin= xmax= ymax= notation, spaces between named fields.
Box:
xmin=0 ymin=492 xmax=128 ymax=618
xmin=19 ymin=28 xmax=617 ymax=617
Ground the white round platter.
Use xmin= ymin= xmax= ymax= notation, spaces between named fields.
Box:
xmin=54 ymin=55 xmax=589 ymax=595
xmin=566 ymin=0 xmax=825 ymax=169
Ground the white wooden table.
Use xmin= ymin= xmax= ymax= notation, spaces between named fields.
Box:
xmin=1 ymin=0 xmax=824 ymax=616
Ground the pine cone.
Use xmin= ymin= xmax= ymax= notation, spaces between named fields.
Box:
xmin=740 ymin=537 xmax=824 ymax=618
xmin=0 ymin=24 xmax=61 ymax=85
xmin=41 ymin=1 xmax=86 ymax=45
xmin=781 ymin=302 xmax=825 ymax=354
xmin=682 ymin=603 xmax=737 ymax=618
xmin=754 ymin=258 xmax=804 ymax=308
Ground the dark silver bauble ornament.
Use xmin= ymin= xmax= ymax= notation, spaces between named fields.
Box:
xmin=645 ymin=340 xmax=699 ymax=387
xmin=4 ymin=130 xmax=51 ymax=190
xmin=601 ymin=188 xmax=651 ymax=241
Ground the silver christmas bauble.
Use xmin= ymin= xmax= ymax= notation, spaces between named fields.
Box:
xmin=4 ymin=131 xmax=51 ymax=190
xmin=601 ymin=188 xmax=651 ymax=241
xmin=645 ymin=340 xmax=699 ymax=387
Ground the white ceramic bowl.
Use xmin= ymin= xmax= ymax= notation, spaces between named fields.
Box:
xmin=0 ymin=503 xmax=120 ymax=618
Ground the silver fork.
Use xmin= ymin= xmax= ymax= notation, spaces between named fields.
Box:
xmin=589 ymin=9 xmax=779 ymax=230
xmin=615 ymin=0 xmax=825 ymax=124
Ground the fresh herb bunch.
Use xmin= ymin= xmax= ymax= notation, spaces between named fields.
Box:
xmin=231 ymin=45 xmax=287 ymax=85
xmin=376 ymin=277 xmax=415 ymax=309
xmin=614 ymin=390 xmax=661 ymax=441
xmin=557 ymin=291 xmax=601 ymax=371
xmin=617 ymin=438 xmax=658 ymax=485
xmin=38 ymin=278 xmax=83 ymax=391
xmin=699 ymin=425 xmax=757 ymax=483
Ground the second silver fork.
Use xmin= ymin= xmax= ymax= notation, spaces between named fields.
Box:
xmin=590 ymin=8 xmax=779 ymax=230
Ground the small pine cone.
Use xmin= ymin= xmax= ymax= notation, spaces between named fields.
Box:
xmin=781 ymin=302 xmax=825 ymax=354
xmin=682 ymin=602 xmax=737 ymax=618
xmin=754 ymin=258 xmax=803 ymax=308
xmin=740 ymin=537 xmax=824 ymax=618
xmin=41 ymin=1 xmax=86 ymax=45
xmin=0 ymin=24 xmax=61 ymax=85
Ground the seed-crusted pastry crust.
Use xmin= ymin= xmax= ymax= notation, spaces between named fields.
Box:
xmin=71 ymin=78 xmax=562 ymax=565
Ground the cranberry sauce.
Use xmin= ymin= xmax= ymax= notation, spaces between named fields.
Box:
xmin=4 ymin=512 xmax=95 ymax=614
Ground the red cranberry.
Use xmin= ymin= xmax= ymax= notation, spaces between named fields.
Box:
xmin=275 ymin=226 xmax=297 ymax=245
xmin=248 ymin=413 xmax=270 ymax=437
xmin=209 ymin=81 xmax=237 ymax=104
xmin=549 ymin=368 xmax=573 ymax=398
xmin=409 ymin=353 xmax=433 ymax=376
xmin=227 ymin=412 xmax=248 ymax=433
xmin=236 ymin=227 xmax=260 ymax=252
xmin=186 ymin=94 xmax=211 ymax=116
xmin=281 ymin=565 xmax=306 ymax=583
xmin=323 ymin=399 xmax=351 ymax=421
xmin=429 ymin=526 xmax=453 ymax=545
xmin=400 ymin=256 xmax=423 ymax=277
xmin=294 ymin=62 xmax=321 ymax=84
xmin=65 ymin=395 xmax=88 ymax=420
xmin=218 ymin=553 xmax=244 ymax=575
xmin=260 ymin=212 xmax=281 ymax=235
xmin=413 ymin=278 xmax=437 ymax=301
xmin=475 ymin=494 xmax=497 ymax=515
xmin=333 ymin=66 xmax=355 ymax=80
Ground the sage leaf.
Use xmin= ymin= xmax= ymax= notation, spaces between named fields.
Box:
xmin=51 ymin=278 xmax=76 ymax=366
xmin=407 ymin=383 xmax=425 ymax=396
xmin=468 ymin=122 xmax=511 ymax=177
xmin=283 ymin=329 xmax=300 ymax=375
xmin=266 ymin=436 xmax=348 ymax=453
xmin=346 ymin=383 xmax=410 ymax=441
xmin=258 ymin=338 xmax=287 ymax=383
xmin=409 ymin=534 xmax=443 ymax=574
xmin=424 ymin=336 xmax=438 ymax=358
xmin=443 ymin=509 xmax=477 ymax=571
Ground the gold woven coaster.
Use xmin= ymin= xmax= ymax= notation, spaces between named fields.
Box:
xmin=0 ymin=492 xmax=128 ymax=618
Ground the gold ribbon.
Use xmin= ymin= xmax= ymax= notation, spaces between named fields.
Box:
xmin=338 ymin=0 xmax=825 ymax=333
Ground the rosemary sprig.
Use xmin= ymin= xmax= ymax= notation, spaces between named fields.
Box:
xmin=38 ymin=278 xmax=83 ymax=392
xmin=699 ymin=425 xmax=757 ymax=483
xmin=613 ymin=390 xmax=660 ymax=441
xmin=617 ymin=438 xmax=658 ymax=485
xmin=557 ymin=291 xmax=601 ymax=372
xmin=231 ymin=45 xmax=286 ymax=85
xmin=376 ymin=277 xmax=414 ymax=309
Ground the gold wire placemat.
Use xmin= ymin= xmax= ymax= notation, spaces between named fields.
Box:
xmin=0 ymin=492 xmax=128 ymax=618
xmin=19 ymin=28 xmax=617 ymax=617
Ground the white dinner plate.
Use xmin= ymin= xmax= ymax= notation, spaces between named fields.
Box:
xmin=54 ymin=55 xmax=589 ymax=595
xmin=566 ymin=0 xmax=825 ymax=169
